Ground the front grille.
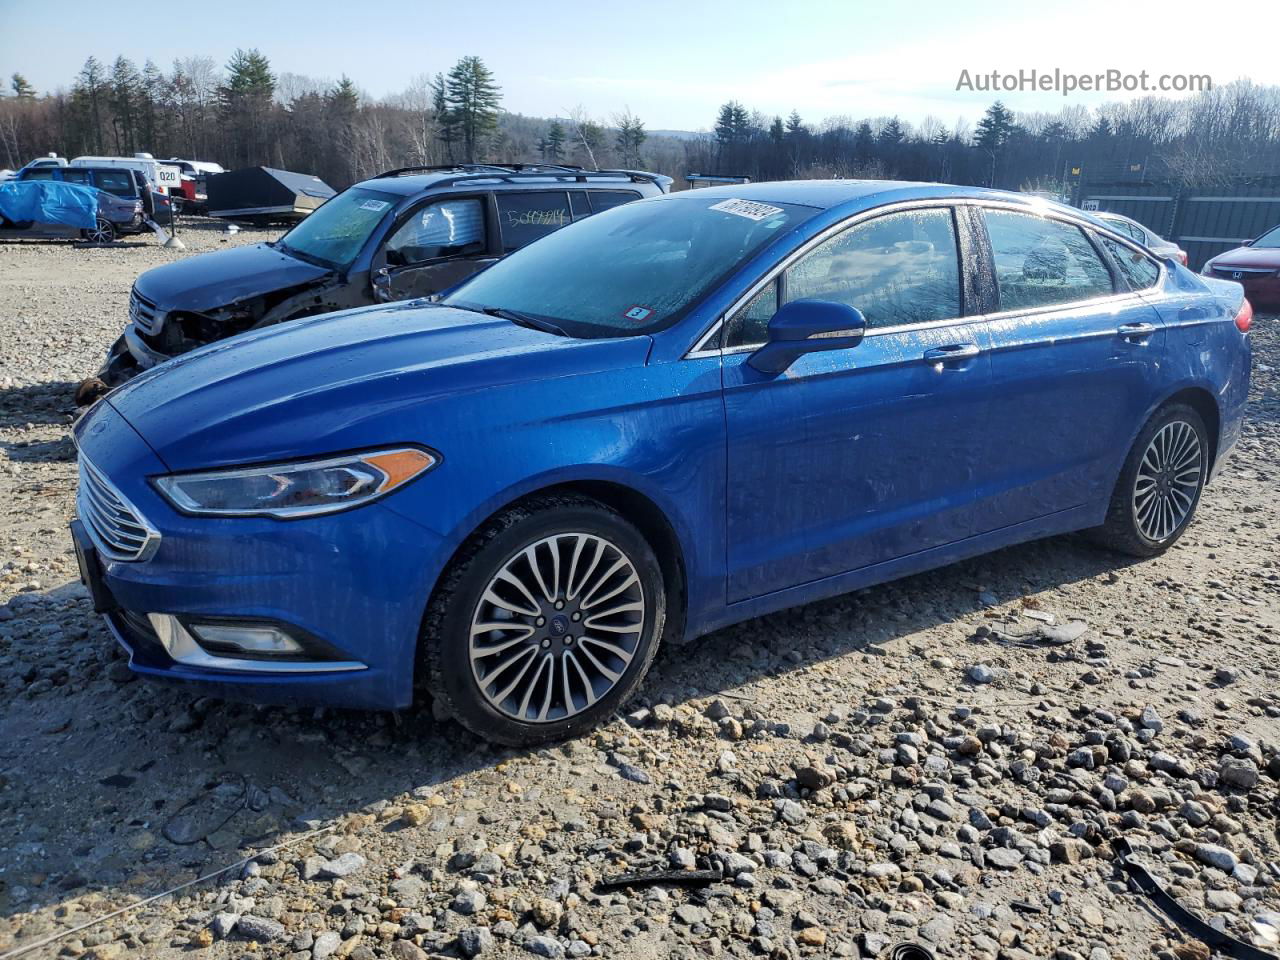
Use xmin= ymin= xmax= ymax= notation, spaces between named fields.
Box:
xmin=129 ymin=287 xmax=163 ymax=336
xmin=77 ymin=456 xmax=159 ymax=562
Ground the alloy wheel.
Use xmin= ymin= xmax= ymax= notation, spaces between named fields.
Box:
xmin=468 ymin=532 xmax=646 ymax=723
xmin=85 ymin=219 xmax=115 ymax=244
xmin=1132 ymin=419 xmax=1202 ymax=542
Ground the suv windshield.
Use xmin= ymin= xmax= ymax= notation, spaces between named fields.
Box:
xmin=1254 ymin=225 xmax=1280 ymax=248
xmin=444 ymin=196 xmax=816 ymax=337
xmin=277 ymin=186 xmax=399 ymax=269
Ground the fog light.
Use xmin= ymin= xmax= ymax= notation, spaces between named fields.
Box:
xmin=187 ymin=622 xmax=303 ymax=656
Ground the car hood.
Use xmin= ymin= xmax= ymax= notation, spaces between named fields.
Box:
xmin=133 ymin=242 xmax=334 ymax=313
xmin=1208 ymin=246 xmax=1280 ymax=269
xmin=106 ymin=303 xmax=653 ymax=471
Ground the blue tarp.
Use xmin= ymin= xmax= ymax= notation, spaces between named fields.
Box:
xmin=0 ymin=179 xmax=100 ymax=229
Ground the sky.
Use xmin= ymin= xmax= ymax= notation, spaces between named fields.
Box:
xmin=2 ymin=0 xmax=1277 ymax=131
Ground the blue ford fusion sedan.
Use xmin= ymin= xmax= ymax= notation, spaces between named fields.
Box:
xmin=72 ymin=181 xmax=1252 ymax=745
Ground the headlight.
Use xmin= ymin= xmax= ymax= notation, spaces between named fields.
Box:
xmin=153 ymin=447 xmax=437 ymax=518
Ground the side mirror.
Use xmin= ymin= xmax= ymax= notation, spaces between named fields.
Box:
xmin=1241 ymin=239 xmax=1254 ymax=247
xmin=372 ymin=266 xmax=392 ymax=303
xmin=747 ymin=299 xmax=867 ymax=374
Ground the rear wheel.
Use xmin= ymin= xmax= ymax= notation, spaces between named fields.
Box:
xmin=422 ymin=496 xmax=665 ymax=746
xmin=81 ymin=218 xmax=116 ymax=244
xmin=1091 ymin=403 xmax=1209 ymax=557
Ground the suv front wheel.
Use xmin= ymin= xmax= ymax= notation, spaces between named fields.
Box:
xmin=422 ymin=495 xmax=665 ymax=745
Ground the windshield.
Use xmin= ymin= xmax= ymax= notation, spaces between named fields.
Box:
xmin=1254 ymin=225 xmax=1280 ymax=249
xmin=277 ymin=186 xmax=399 ymax=269
xmin=443 ymin=196 xmax=816 ymax=337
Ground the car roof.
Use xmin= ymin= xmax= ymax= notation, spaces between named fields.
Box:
xmin=353 ymin=169 xmax=663 ymax=198
xmin=672 ymin=179 xmax=1088 ymax=216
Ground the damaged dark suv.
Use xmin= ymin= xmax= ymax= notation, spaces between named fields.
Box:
xmin=87 ymin=164 xmax=670 ymax=396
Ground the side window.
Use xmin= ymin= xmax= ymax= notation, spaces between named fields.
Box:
xmin=784 ymin=207 xmax=962 ymax=329
xmin=385 ymin=198 xmax=485 ymax=266
xmin=96 ymin=171 xmax=134 ymax=196
xmin=724 ymin=281 xmax=779 ymax=349
xmin=496 ymin=192 xmax=571 ymax=252
xmin=23 ymin=168 xmax=54 ymax=180
xmin=568 ymin=191 xmax=591 ymax=220
xmin=61 ymin=169 xmax=91 ymax=184
xmin=984 ymin=209 xmax=1114 ymax=311
xmin=588 ymin=190 xmax=641 ymax=214
xmin=1098 ymin=235 xmax=1161 ymax=290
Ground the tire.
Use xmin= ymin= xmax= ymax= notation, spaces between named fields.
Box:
xmin=1090 ymin=403 xmax=1210 ymax=557
xmin=80 ymin=218 xmax=116 ymax=244
xmin=422 ymin=495 xmax=666 ymax=746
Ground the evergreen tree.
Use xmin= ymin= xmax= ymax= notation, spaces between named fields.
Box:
xmin=220 ymin=48 xmax=275 ymax=166
xmin=768 ymin=115 xmax=784 ymax=146
xmin=853 ymin=121 xmax=874 ymax=160
xmin=10 ymin=73 xmax=36 ymax=99
xmin=614 ymin=109 xmax=646 ymax=167
xmin=785 ymin=109 xmax=805 ymax=139
xmin=975 ymin=101 xmax=1016 ymax=151
xmin=109 ymin=56 xmax=142 ymax=152
xmin=544 ymin=120 xmax=566 ymax=162
xmin=73 ymin=57 xmax=108 ymax=153
xmin=878 ymin=117 xmax=905 ymax=146
xmin=430 ymin=72 xmax=456 ymax=162
xmin=1090 ymin=115 xmax=1113 ymax=139
xmin=444 ymin=56 xmax=501 ymax=163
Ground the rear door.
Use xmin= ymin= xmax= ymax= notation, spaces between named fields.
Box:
xmin=973 ymin=205 xmax=1167 ymax=531
xmin=722 ymin=204 xmax=994 ymax=601
xmin=380 ymin=196 xmax=492 ymax=300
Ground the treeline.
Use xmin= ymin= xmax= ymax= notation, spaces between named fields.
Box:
xmin=3 ymin=51 xmax=1280 ymax=195
xmin=698 ymin=82 xmax=1280 ymax=193
xmin=0 ymin=51 xmax=684 ymax=190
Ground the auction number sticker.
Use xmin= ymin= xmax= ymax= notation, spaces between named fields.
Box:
xmin=359 ymin=199 xmax=390 ymax=212
xmin=709 ymin=198 xmax=784 ymax=221
xmin=623 ymin=305 xmax=653 ymax=322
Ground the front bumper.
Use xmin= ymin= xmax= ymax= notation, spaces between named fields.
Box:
xmin=74 ymin=402 xmax=449 ymax=711
xmin=1207 ymin=268 xmax=1280 ymax=308
xmin=122 ymin=322 xmax=169 ymax=370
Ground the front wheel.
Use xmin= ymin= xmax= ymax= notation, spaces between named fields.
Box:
xmin=422 ymin=496 xmax=665 ymax=746
xmin=80 ymin=218 xmax=116 ymax=244
xmin=1091 ymin=403 xmax=1209 ymax=557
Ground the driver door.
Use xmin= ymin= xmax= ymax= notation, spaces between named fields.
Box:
xmin=722 ymin=205 xmax=994 ymax=602
xmin=377 ymin=196 xmax=493 ymax=301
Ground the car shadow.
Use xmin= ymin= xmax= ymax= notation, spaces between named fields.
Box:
xmin=0 ymin=527 xmax=1139 ymax=926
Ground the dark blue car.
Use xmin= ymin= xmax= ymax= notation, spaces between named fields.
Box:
xmin=71 ymin=181 xmax=1252 ymax=745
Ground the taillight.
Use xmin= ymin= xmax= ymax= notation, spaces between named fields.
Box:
xmin=1178 ymin=251 xmax=1188 ymax=266
xmin=1235 ymin=298 xmax=1253 ymax=333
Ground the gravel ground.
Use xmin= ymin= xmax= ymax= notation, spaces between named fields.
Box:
xmin=0 ymin=227 xmax=1278 ymax=960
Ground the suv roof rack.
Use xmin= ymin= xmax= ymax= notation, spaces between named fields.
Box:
xmin=372 ymin=162 xmax=663 ymax=187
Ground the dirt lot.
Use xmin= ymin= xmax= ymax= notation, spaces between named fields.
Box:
xmin=0 ymin=227 xmax=1277 ymax=960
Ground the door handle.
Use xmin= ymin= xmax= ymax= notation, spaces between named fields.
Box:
xmin=923 ymin=343 xmax=981 ymax=364
xmin=1117 ymin=321 xmax=1156 ymax=339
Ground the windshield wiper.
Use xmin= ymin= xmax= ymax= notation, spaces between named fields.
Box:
xmin=480 ymin=306 xmax=571 ymax=337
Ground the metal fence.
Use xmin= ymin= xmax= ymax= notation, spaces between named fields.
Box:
xmin=1076 ymin=176 xmax=1280 ymax=270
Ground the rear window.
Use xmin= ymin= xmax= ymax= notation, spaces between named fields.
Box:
xmin=95 ymin=171 xmax=135 ymax=196
xmin=1098 ymin=235 xmax=1160 ymax=290
xmin=590 ymin=190 xmax=641 ymax=213
xmin=496 ymin=192 xmax=572 ymax=252
xmin=22 ymin=168 xmax=54 ymax=180
xmin=984 ymin=209 xmax=1115 ymax=311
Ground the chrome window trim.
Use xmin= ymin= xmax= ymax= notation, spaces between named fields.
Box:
xmin=685 ymin=196 xmax=1166 ymax=358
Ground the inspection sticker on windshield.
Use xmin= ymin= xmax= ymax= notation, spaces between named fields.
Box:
xmin=709 ymin=198 xmax=784 ymax=221
xmin=359 ymin=199 xmax=390 ymax=212
xmin=623 ymin=305 xmax=653 ymax=322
